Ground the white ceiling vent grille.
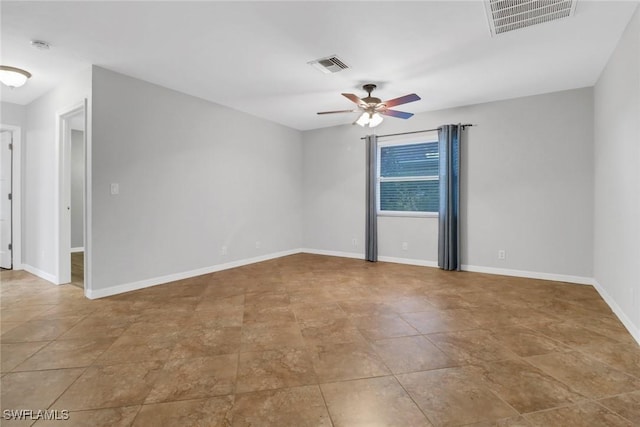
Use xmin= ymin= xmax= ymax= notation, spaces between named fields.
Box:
xmin=484 ymin=0 xmax=577 ymax=36
xmin=308 ymin=55 xmax=350 ymax=74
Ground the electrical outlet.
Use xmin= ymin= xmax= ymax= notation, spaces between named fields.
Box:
xmin=255 ymin=241 xmax=261 ymax=249
xmin=352 ymin=238 xmax=357 ymax=247
xmin=402 ymin=242 xmax=408 ymax=251
xmin=110 ymin=183 xmax=119 ymax=195
xmin=221 ymin=246 xmax=228 ymax=255
xmin=498 ymin=250 xmax=506 ymax=260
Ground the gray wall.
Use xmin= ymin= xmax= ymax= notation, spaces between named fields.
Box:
xmin=1 ymin=102 xmax=27 ymax=128
xmin=594 ymin=7 xmax=640 ymax=339
xmin=303 ymin=87 xmax=595 ymax=279
xmin=71 ymin=130 xmax=84 ymax=249
xmin=90 ymin=66 xmax=302 ymax=292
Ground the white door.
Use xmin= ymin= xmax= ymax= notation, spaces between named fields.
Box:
xmin=0 ymin=131 xmax=12 ymax=269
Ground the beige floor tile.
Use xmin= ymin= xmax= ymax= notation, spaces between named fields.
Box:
xmin=33 ymin=406 xmax=140 ymax=426
xmin=311 ymin=341 xmax=390 ymax=382
xmin=401 ymin=309 xmax=481 ymax=334
xmin=597 ymin=390 xmax=640 ymax=425
xmin=576 ymin=341 xmax=640 ymax=378
xmin=244 ymin=292 xmax=290 ymax=309
xmin=96 ymin=335 xmax=177 ymax=365
xmin=489 ymin=326 xmax=569 ymax=357
xmin=231 ymin=385 xmax=331 ymax=427
xmin=576 ymin=317 xmax=639 ymax=345
xmin=524 ymin=401 xmax=632 ymax=427
xmin=242 ymin=306 xmax=297 ymax=327
xmin=13 ymin=338 xmax=114 ymax=371
xmin=321 ymin=376 xmax=432 ymax=426
xmin=190 ymin=305 xmax=244 ymax=327
xmin=52 ymin=361 xmax=164 ymax=410
xmin=1 ymin=342 xmax=49 ymax=373
xmin=372 ymin=335 xmax=455 ymax=374
xmin=474 ymin=359 xmax=586 ymax=413
xmin=530 ymin=321 xmax=621 ymax=348
xmin=236 ymin=347 xmax=316 ymax=393
xmin=1 ymin=305 xmax=57 ymax=323
xmin=124 ymin=312 xmax=195 ymax=335
xmin=1 ymin=318 xmax=84 ymax=343
xmin=57 ymin=317 xmax=131 ymax=340
xmin=194 ymin=294 xmax=244 ymax=312
xmin=349 ymin=314 xmax=419 ymax=340
xmin=2 ymin=254 xmax=638 ymax=426
xmin=463 ymin=416 xmax=532 ymax=426
xmin=290 ymin=302 xmax=347 ymax=323
xmin=426 ymin=329 xmax=519 ymax=364
xmin=240 ymin=323 xmax=304 ymax=352
xmin=171 ymin=326 xmax=241 ymax=358
xmin=526 ymin=351 xmax=640 ymax=399
xmin=300 ymin=317 xmax=367 ymax=346
xmin=422 ymin=292 xmax=480 ymax=310
xmin=133 ymin=396 xmax=233 ymax=427
xmin=145 ymin=354 xmax=237 ymax=403
xmin=384 ymin=296 xmax=437 ymax=313
xmin=0 ymin=321 xmax=21 ymax=336
xmin=338 ymin=301 xmax=396 ymax=317
xmin=1 ymin=368 xmax=85 ymax=411
xmin=397 ymin=367 xmax=518 ymax=426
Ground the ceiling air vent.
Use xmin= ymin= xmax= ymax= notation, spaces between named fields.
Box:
xmin=484 ymin=0 xmax=577 ymax=36
xmin=308 ymin=55 xmax=350 ymax=74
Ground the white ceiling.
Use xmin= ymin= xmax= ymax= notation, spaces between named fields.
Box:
xmin=1 ymin=1 xmax=637 ymax=131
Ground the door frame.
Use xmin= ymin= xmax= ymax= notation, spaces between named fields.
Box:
xmin=55 ymin=101 xmax=87 ymax=286
xmin=0 ymin=124 xmax=22 ymax=269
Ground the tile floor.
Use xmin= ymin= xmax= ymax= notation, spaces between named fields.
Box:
xmin=1 ymin=254 xmax=639 ymax=426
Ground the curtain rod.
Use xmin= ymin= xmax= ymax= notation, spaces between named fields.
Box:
xmin=360 ymin=124 xmax=474 ymax=140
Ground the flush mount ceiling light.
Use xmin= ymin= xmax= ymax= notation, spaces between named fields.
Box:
xmin=0 ymin=66 xmax=32 ymax=88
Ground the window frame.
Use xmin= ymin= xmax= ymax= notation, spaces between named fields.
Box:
xmin=376 ymin=133 xmax=440 ymax=218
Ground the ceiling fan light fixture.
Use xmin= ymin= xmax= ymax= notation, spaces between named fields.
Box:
xmin=355 ymin=112 xmax=370 ymax=127
xmin=369 ymin=112 xmax=384 ymax=127
xmin=0 ymin=65 xmax=32 ymax=88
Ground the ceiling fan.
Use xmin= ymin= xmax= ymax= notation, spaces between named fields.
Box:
xmin=317 ymin=84 xmax=421 ymax=128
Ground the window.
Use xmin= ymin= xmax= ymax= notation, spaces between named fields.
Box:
xmin=378 ymin=138 xmax=439 ymax=215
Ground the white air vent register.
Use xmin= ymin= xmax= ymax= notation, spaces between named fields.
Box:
xmin=484 ymin=0 xmax=577 ymax=36
xmin=308 ymin=55 xmax=350 ymax=74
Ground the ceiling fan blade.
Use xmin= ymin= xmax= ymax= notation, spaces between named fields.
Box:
xmin=383 ymin=93 xmax=421 ymax=108
xmin=317 ymin=109 xmax=358 ymax=115
xmin=342 ymin=93 xmax=367 ymax=106
xmin=381 ymin=109 xmax=414 ymax=119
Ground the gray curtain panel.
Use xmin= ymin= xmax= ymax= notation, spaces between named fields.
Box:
xmin=438 ymin=124 xmax=462 ymax=271
xmin=365 ymin=134 xmax=378 ymax=262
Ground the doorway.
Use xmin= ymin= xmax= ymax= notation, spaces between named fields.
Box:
xmin=0 ymin=130 xmax=13 ymax=269
xmin=69 ymin=114 xmax=85 ymax=288
xmin=57 ymin=102 xmax=86 ymax=289
xmin=0 ymin=125 xmax=21 ymax=271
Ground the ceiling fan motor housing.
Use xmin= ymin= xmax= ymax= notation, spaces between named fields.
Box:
xmin=362 ymin=84 xmax=381 ymax=105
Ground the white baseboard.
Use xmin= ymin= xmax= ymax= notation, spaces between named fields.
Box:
xmin=85 ymin=249 xmax=302 ymax=299
xmin=71 ymin=247 xmax=84 ymax=253
xmin=301 ymin=249 xmax=439 ymax=267
xmin=592 ymin=279 xmax=640 ymax=345
xmin=22 ymin=264 xmax=58 ymax=284
xmin=301 ymin=248 xmax=364 ymax=260
xmin=461 ymin=264 xmax=595 ymax=286
xmin=378 ymin=256 xmax=439 ymax=268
